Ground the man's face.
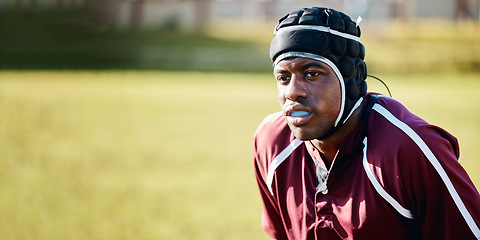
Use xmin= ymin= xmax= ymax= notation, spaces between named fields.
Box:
xmin=274 ymin=57 xmax=341 ymax=141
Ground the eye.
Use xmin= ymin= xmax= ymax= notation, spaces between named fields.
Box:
xmin=305 ymin=71 xmax=321 ymax=78
xmin=276 ymin=75 xmax=291 ymax=83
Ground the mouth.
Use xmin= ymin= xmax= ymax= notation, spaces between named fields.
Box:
xmin=285 ymin=110 xmax=313 ymax=126
xmin=290 ymin=111 xmax=310 ymax=117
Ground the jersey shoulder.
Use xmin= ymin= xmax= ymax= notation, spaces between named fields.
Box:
xmin=366 ymin=94 xmax=460 ymax=167
xmin=372 ymin=95 xmax=458 ymax=151
xmin=254 ymin=111 xmax=293 ymax=147
xmin=253 ymin=112 xmax=296 ymax=170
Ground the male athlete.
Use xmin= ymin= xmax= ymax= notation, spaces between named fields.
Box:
xmin=253 ymin=7 xmax=480 ymax=240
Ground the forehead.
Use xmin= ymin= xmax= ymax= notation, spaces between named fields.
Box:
xmin=274 ymin=57 xmax=332 ymax=72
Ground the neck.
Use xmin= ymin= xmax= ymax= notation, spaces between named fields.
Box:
xmin=310 ymin=104 xmax=363 ymax=164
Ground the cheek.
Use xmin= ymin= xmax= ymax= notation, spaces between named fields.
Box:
xmin=323 ymin=77 xmax=341 ymax=103
xmin=312 ymin=80 xmax=341 ymax=113
xmin=277 ymin=86 xmax=286 ymax=104
xmin=328 ymin=85 xmax=342 ymax=116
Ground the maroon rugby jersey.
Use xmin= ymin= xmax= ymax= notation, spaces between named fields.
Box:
xmin=253 ymin=93 xmax=480 ymax=240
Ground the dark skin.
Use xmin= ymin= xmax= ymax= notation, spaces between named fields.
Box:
xmin=274 ymin=57 xmax=363 ymax=167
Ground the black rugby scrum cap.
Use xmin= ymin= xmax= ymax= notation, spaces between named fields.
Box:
xmin=270 ymin=7 xmax=368 ymax=139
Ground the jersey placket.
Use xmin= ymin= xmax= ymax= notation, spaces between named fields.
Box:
xmin=308 ymin=142 xmax=345 ymax=239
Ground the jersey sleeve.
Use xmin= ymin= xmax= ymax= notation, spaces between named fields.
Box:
xmin=254 ymin=156 xmax=288 ymax=240
xmin=369 ymin=96 xmax=480 ymax=239
xmin=252 ymin=112 xmax=289 ymax=240
xmin=400 ymin=125 xmax=480 ymax=239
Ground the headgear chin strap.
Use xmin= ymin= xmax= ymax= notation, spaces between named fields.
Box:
xmin=270 ymin=7 xmax=368 ymax=140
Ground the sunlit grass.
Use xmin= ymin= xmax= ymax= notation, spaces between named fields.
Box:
xmin=0 ymin=71 xmax=478 ymax=239
xmin=0 ymin=71 xmax=277 ymax=240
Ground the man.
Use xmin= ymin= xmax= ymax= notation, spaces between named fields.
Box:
xmin=253 ymin=7 xmax=480 ymax=240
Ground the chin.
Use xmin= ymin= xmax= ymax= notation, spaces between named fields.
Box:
xmin=295 ymin=136 xmax=314 ymax=141
xmin=292 ymin=130 xmax=318 ymax=141
xmin=290 ymin=125 xmax=326 ymax=141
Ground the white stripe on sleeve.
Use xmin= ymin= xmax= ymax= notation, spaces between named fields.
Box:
xmin=266 ymin=138 xmax=303 ymax=195
xmin=373 ymin=104 xmax=480 ymax=238
xmin=362 ymin=137 xmax=414 ymax=219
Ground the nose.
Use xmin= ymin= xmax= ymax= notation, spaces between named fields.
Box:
xmin=284 ymin=74 xmax=307 ymax=101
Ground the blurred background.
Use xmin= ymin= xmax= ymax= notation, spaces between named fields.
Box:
xmin=0 ymin=0 xmax=479 ymax=239
xmin=1 ymin=0 xmax=480 ymax=71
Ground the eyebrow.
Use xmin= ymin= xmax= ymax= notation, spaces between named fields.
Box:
xmin=273 ymin=60 xmax=331 ymax=74
xmin=300 ymin=62 xmax=330 ymax=71
xmin=273 ymin=66 xmax=289 ymax=75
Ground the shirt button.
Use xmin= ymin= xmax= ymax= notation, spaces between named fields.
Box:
xmin=321 ymin=189 xmax=328 ymax=194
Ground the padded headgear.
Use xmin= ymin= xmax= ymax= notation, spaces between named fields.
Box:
xmin=270 ymin=7 xmax=368 ymax=139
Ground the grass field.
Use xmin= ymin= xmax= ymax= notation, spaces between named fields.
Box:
xmin=0 ymin=71 xmax=478 ymax=239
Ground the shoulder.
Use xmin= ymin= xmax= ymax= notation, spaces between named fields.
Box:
xmin=254 ymin=111 xmax=292 ymax=146
xmin=369 ymin=95 xmax=459 ymax=158
xmin=253 ymin=112 xmax=296 ymax=175
xmin=364 ymin=94 xmax=460 ymax=181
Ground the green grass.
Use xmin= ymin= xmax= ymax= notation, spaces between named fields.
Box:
xmin=0 ymin=71 xmax=478 ymax=239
